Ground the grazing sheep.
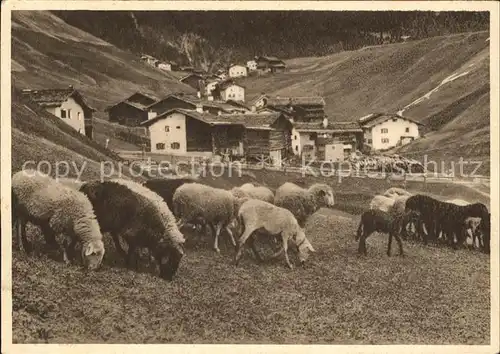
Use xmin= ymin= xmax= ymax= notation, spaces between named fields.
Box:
xmin=369 ymin=195 xmax=396 ymax=213
xmin=355 ymin=209 xmax=404 ymax=256
xmin=239 ymin=183 xmax=275 ymax=203
xmin=384 ymin=187 xmax=412 ymax=199
xmin=234 ymin=199 xmax=315 ymax=269
xmin=230 ymin=187 xmax=251 ymax=199
xmin=80 ymin=179 xmax=185 ymax=281
xmin=172 ymin=183 xmax=248 ymax=253
xmin=274 ymin=182 xmax=335 ymax=227
xmin=11 ymin=169 xmax=105 ymax=270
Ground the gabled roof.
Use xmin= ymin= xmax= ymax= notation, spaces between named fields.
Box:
xmin=140 ymin=108 xmax=217 ymax=127
xmin=294 ymin=121 xmax=363 ymax=133
xmin=146 ymin=93 xmax=240 ymax=114
xmin=179 ymin=73 xmax=204 ymax=82
xmin=229 ymin=64 xmax=246 ymax=69
xmin=359 ymin=113 xmax=424 ymax=128
xmin=217 ymin=80 xmax=245 ymax=90
xmin=105 ymin=92 xmax=158 ymax=112
xmin=255 ymin=55 xmax=282 ymax=62
xmin=22 ymin=87 xmax=96 ymax=111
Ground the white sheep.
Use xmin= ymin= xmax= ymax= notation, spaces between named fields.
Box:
xmin=239 ymin=183 xmax=275 ymax=203
xmin=369 ymin=194 xmax=396 ymax=213
xmin=234 ymin=199 xmax=315 ymax=269
xmin=54 ymin=177 xmax=85 ymax=190
xmin=11 ymin=169 xmax=105 ymax=270
xmin=384 ymin=187 xmax=412 ymax=199
xmin=274 ymin=182 xmax=335 ymax=227
xmin=172 ymin=183 xmax=248 ymax=253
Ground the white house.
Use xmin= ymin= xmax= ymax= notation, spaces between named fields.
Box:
xmin=205 ymin=80 xmax=219 ymax=97
xmin=246 ymin=60 xmax=257 ymax=71
xmin=359 ymin=113 xmax=423 ymax=151
xmin=228 ymin=64 xmax=248 ymax=78
xmin=218 ymin=82 xmax=245 ymax=102
xmin=21 ymin=86 xmax=95 ymax=138
xmin=141 ymin=107 xmax=214 ymax=156
xmin=158 ymin=62 xmax=172 ymax=71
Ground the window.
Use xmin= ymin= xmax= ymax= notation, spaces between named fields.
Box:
xmin=368 ymin=139 xmax=372 ymax=144
xmin=60 ymin=109 xmax=67 ymax=118
xmin=77 ymin=112 xmax=81 ymax=121
xmin=171 ymin=142 xmax=180 ymax=150
xmin=176 ymin=126 xmax=181 ymax=129
xmin=381 ymin=138 xmax=389 ymax=144
xmin=67 ymin=109 xmax=72 ymax=118
xmin=294 ymin=135 xmax=297 ymax=140
xmin=405 ymin=127 xmax=410 ymax=133
xmin=381 ymin=128 xmax=388 ymax=134
xmin=156 ymin=143 xmax=165 ymax=150
xmin=165 ymin=126 xmax=170 ymax=132
xmin=295 ymin=146 xmax=298 ymax=152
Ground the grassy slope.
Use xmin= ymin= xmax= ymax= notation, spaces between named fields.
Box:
xmin=12 ymin=167 xmax=490 ymax=344
xmin=11 ymin=11 xmax=195 ymax=118
xmin=240 ymin=31 xmax=490 ymax=172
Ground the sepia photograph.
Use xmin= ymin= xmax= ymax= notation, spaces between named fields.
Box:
xmin=1 ymin=1 xmax=499 ymax=352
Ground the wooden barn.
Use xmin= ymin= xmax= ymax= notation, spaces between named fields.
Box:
xmin=252 ymin=95 xmax=325 ymax=121
xmin=179 ymin=73 xmax=205 ymax=91
xmin=105 ymin=92 xmax=158 ymax=126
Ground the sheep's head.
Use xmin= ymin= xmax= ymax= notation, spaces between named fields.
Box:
xmin=157 ymin=241 xmax=184 ymax=281
xmin=296 ymin=229 xmax=315 ymax=266
xmin=81 ymin=240 xmax=105 ymax=270
xmin=310 ymin=184 xmax=335 ymax=208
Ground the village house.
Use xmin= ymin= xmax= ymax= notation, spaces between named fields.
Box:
xmin=212 ymin=80 xmax=246 ymax=102
xmin=22 ymin=86 xmax=96 ymax=138
xmin=105 ymin=92 xmax=158 ymax=126
xmin=291 ymin=119 xmax=363 ymax=162
xmin=205 ymin=80 xmax=219 ymax=97
xmin=246 ymin=60 xmax=257 ymax=71
xmin=228 ymin=64 xmax=248 ymax=78
xmin=158 ymin=61 xmax=178 ymax=71
xmin=359 ymin=113 xmax=423 ymax=151
xmin=141 ymin=54 xmax=159 ymax=67
xmin=141 ymin=107 xmax=292 ymax=166
xmin=179 ymin=73 xmax=205 ymax=91
xmin=254 ymin=56 xmax=287 ymax=74
xmin=252 ymin=95 xmax=325 ymax=121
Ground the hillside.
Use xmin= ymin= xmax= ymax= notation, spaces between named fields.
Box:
xmin=11 ymin=88 xmax=142 ymax=181
xmin=11 ymin=11 xmax=195 ymax=116
xmin=240 ymin=31 xmax=490 ymax=173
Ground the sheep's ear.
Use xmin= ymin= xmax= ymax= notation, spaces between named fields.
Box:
xmin=84 ymin=243 xmax=95 ymax=256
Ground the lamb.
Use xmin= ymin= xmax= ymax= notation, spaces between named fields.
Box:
xmin=383 ymin=187 xmax=412 ymax=199
xmin=239 ymin=183 xmax=275 ymax=203
xmin=274 ymin=182 xmax=335 ymax=228
xmin=172 ymin=183 xmax=249 ymax=253
xmin=11 ymin=169 xmax=105 ymax=270
xmin=79 ymin=179 xmax=185 ymax=281
xmin=355 ymin=209 xmax=404 ymax=256
xmin=234 ymin=199 xmax=315 ymax=269
xmin=369 ymin=195 xmax=396 ymax=213
xmin=446 ymin=199 xmax=487 ymax=249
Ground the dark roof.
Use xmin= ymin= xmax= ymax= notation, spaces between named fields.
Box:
xmin=22 ymin=88 xmax=96 ymax=111
xmin=258 ymin=95 xmax=325 ymax=107
xmin=217 ymin=80 xmax=245 ymax=90
xmin=208 ymin=113 xmax=283 ymax=130
xmin=359 ymin=113 xmax=424 ymax=128
xmin=179 ymin=73 xmax=204 ymax=82
xmin=294 ymin=121 xmax=363 ymax=133
xmin=105 ymin=92 xmax=158 ymax=112
xmin=255 ymin=55 xmax=283 ymax=63
xmin=140 ymin=108 xmax=217 ymax=127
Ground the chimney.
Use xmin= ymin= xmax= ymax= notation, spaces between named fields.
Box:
xmin=148 ymin=111 xmax=157 ymax=120
xmin=197 ymin=91 xmax=201 ymax=98
xmin=196 ymin=103 xmax=203 ymax=113
xmin=217 ymin=111 xmax=222 ymax=116
xmin=251 ymin=105 xmax=256 ymax=113
xmin=322 ymin=117 xmax=328 ymax=129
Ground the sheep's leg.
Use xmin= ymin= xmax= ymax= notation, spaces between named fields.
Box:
xmin=234 ymin=227 xmax=255 ymax=266
xmin=224 ymin=224 xmax=236 ymax=248
xmin=18 ymin=218 xmax=33 ymax=254
xmin=248 ymin=236 xmax=264 ymax=262
xmin=387 ymin=232 xmax=393 ymax=257
xmin=282 ymin=238 xmax=293 ymax=270
xmin=394 ymin=232 xmax=404 ymax=256
xmin=212 ymin=223 xmax=223 ymax=253
xmin=111 ymin=233 xmax=128 ymax=258
xmin=126 ymin=243 xmax=139 ymax=270
xmin=358 ymin=231 xmax=369 ymax=255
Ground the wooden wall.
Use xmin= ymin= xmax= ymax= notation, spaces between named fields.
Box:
xmin=185 ymin=116 xmax=213 ymax=152
xmin=108 ymin=103 xmax=148 ymax=126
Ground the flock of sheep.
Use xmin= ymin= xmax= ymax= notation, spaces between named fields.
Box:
xmin=11 ymin=168 xmax=490 ymax=282
xmin=11 ymin=169 xmax=335 ymax=280
xmin=359 ymin=187 xmax=491 ymax=256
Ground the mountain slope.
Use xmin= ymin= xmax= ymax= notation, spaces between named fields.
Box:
xmin=11 ymin=11 xmax=195 ymax=115
xmin=240 ymin=31 xmax=490 ymax=173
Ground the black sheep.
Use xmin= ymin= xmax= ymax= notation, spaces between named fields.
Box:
xmin=79 ymin=180 xmax=185 ymax=281
xmin=355 ymin=209 xmax=404 ymax=256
